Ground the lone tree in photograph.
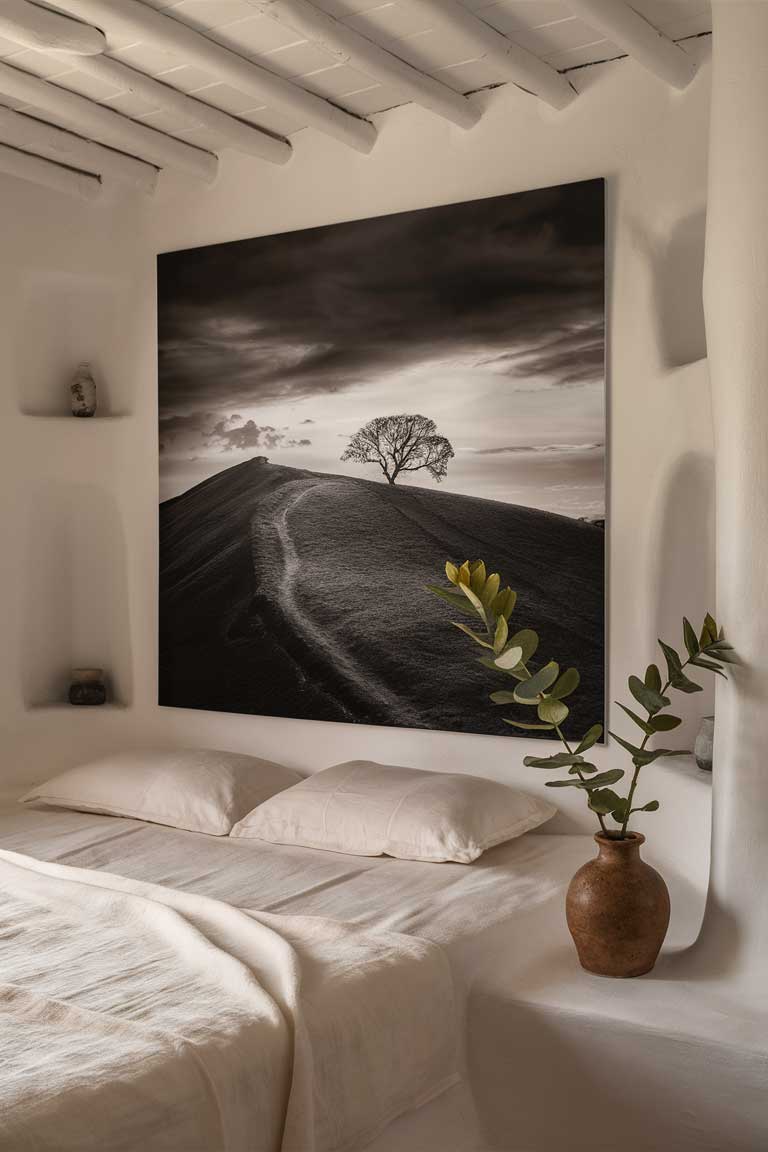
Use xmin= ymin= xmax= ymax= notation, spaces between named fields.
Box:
xmin=341 ymin=414 xmax=454 ymax=485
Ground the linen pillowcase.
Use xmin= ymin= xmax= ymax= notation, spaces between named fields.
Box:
xmin=230 ymin=760 xmax=556 ymax=863
xmin=19 ymin=748 xmax=302 ymax=836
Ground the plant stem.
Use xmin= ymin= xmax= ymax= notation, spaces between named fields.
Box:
xmin=618 ymin=657 xmax=692 ymax=837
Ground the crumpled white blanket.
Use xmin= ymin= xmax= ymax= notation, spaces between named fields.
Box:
xmin=0 ymin=849 xmax=459 ymax=1152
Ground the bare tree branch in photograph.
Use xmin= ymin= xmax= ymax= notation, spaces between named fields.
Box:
xmin=341 ymin=414 xmax=454 ymax=485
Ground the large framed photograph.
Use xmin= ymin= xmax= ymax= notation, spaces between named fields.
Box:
xmin=159 ymin=178 xmax=605 ymax=738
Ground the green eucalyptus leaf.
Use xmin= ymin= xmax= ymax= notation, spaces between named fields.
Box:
xmin=637 ymin=800 xmax=660 ymax=812
xmin=706 ymin=647 xmax=738 ymax=664
xmin=588 ymin=788 xmax=623 ymax=815
xmin=631 ymin=748 xmax=690 ymax=767
xmin=683 ymin=617 xmax=700 ymax=658
xmin=575 ymin=724 xmax=603 ymax=754
xmin=670 ymin=671 xmax=703 ymax=694
xmin=489 ymin=691 xmax=517 ymax=705
xmin=609 ymin=731 xmax=646 ymax=759
xmin=493 ymin=614 xmax=509 ymax=655
xmin=569 ymin=762 xmax=598 ymax=774
xmin=551 ymin=667 xmax=580 ymax=700
xmin=629 ymin=675 xmax=670 ymax=715
xmin=538 ymin=697 xmax=569 ymax=725
xmin=478 ymin=656 xmax=527 ymax=682
xmin=545 ymin=778 xmax=585 ymax=789
xmin=494 ymin=645 xmax=524 ymax=671
xmin=508 ymin=628 xmax=539 ymax=664
xmin=514 ymin=661 xmax=560 ymax=701
xmin=580 ymin=768 xmax=625 ymax=788
xmin=502 ymin=720 xmax=555 ymax=731
xmin=690 ymin=655 xmax=726 ymax=677
xmin=609 ymin=797 xmax=630 ymax=823
xmin=644 ymin=663 xmax=662 ymax=693
xmin=426 ymin=585 xmax=478 ymax=618
xmin=523 ymin=752 xmax=584 ymax=769
xmin=659 ymin=640 xmax=683 ymax=681
xmin=451 ymin=621 xmax=493 ymax=649
xmin=616 ymin=702 xmax=654 ymax=735
xmin=649 ymin=713 xmax=682 ymax=732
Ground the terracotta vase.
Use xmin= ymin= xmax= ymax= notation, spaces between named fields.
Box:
xmin=566 ymin=832 xmax=670 ymax=978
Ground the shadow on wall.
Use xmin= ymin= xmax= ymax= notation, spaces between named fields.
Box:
xmin=21 ymin=483 xmax=133 ymax=707
xmin=651 ymin=450 xmax=715 ymax=724
xmin=632 ymin=208 xmax=708 ymax=369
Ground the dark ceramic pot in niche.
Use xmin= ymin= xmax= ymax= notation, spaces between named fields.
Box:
xmin=69 ymin=668 xmax=106 ymax=706
xmin=566 ymin=832 xmax=670 ymax=978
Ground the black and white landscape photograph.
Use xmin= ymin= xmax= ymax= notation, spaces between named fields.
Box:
xmin=158 ymin=178 xmax=605 ymax=738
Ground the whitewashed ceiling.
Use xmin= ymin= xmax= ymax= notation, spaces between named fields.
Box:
xmin=0 ymin=0 xmax=712 ymax=199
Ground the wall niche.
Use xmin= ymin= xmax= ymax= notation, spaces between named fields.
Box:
xmin=21 ymin=482 xmax=133 ymax=710
xmin=17 ymin=269 xmax=134 ymax=418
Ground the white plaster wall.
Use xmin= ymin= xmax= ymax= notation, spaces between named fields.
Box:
xmin=0 ymin=49 xmax=715 ymax=878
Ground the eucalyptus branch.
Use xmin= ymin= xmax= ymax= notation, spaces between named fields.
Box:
xmin=427 ymin=561 xmax=736 ymax=840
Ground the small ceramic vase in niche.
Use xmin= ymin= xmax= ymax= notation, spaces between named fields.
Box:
xmin=694 ymin=714 xmax=714 ymax=772
xmin=70 ymin=363 xmax=97 ymax=417
xmin=69 ymin=668 xmax=106 ymax=706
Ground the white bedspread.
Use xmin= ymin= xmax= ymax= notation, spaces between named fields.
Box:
xmin=0 ymin=848 xmax=459 ymax=1152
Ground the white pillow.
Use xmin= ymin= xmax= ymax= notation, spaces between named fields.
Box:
xmin=20 ymin=748 xmax=302 ymax=836
xmin=230 ymin=760 xmax=556 ymax=863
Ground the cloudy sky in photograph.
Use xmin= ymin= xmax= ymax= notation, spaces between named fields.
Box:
xmin=158 ymin=178 xmax=605 ymax=516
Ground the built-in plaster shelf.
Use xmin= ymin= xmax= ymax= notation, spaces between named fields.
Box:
xmin=22 ymin=413 xmax=130 ymax=422
xmin=27 ymin=703 xmax=128 ymax=713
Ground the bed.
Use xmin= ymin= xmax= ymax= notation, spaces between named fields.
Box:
xmin=4 ymin=801 xmax=746 ymax=1152
xmin=0 ymin=800 xmax=587 ymax=1152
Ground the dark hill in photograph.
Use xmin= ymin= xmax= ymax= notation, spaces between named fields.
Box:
xmin=160 ymin=459 xmax=604 ymax=740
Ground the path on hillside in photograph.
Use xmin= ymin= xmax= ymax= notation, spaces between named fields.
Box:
xmin=159 ymin=459 xmax=604 ymax=737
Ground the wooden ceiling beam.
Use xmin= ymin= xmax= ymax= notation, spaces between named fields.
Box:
xmin=0 ymin=0 xmax=105 ymax=55
xmin=415 ymin=0 xmax=576 ymax=111
xmin=0 ymin=61 xmax=217 ymax=181
xmin=54 ymin=0 xmax=377 ymax=153
xmin=247 ymin=0 xmax=480 ymax=129
xmin=0 ymin=140 xmax=101 ymax=199
xmin=567 ymin=0 xmax=697 ymax=90
xmin=51 ymin=54 xmax=292 ymax=164
xmin=0 ymin=105 xmax=158 ymax=194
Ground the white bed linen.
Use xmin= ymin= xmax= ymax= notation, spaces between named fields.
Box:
xmin=0 ymin=845 xmax=459 ymax=1152
xmin=0 ymin=804 xmax=582 ymax=945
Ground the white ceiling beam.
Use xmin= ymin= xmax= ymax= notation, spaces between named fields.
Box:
xmin=567 ymin=0 xmax=697 ymax=90
xmin=55 ymin=0 xmax=377 ymax=153
xmin=247 ymin=0 xmax=480 ymax=130
xmin=0 ymin=61 xmax=217 ymax=181
xmin=0 ymin=0 xmax=105 ymax=55
xmin=0 ymin=139 xmax=101 ymax=199
xmin=415 ymin=0 xmax=576 ymax=111
xmin=0 ymin=105 xmax=158 ymax=193
xmin=58 ymin=54 xmax=291 ymax=164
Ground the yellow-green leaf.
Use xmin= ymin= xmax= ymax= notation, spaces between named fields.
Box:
xmin=493 ymin=615 xmax=509 ymax=655
xmin=451 ymin=621 xmax=493 ymax=649
xmin=470 ymin=560 xmax=486 ymax=595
